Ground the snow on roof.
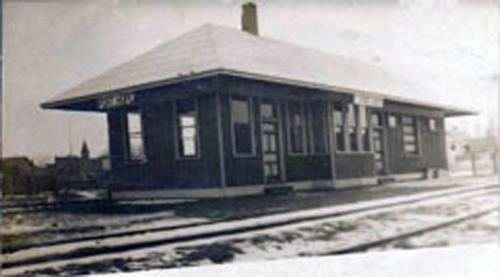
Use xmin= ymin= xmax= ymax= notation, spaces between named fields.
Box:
xmin=42 ymin=24 xmax=474 ymax=116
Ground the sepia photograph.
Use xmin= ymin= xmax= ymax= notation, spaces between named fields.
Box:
xmin=1 ymin=0 xmax=499 ymax=276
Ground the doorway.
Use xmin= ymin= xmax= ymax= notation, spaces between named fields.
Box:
xmin=260 ymin=99 xmax=283 ymax=184
xmin=371 ymin=112 xmax=386 ymax=175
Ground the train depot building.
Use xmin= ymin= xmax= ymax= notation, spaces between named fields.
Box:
xmin=42 ymin=3 xmax=473 ymax=199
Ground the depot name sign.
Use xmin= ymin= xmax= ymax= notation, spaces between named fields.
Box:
xmin=98 ymin=94 xmax=135 ymax=109
xmin=353 ymin=95 xmax=384 ymax=108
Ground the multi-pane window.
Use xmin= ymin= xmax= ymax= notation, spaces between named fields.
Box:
xmin=126 ymin=112 xmax=146 ymax=162
xmin=429 ymin=118 xmax=437 ymax=132
xmin=309 ymin=101 xmax=329 ymax=154
xmin=176 ymin=97 xmax=199 ymax=158
xmin=333 ymin=101 xmax=346 ymax=152
xmin=402 ymin=116 xmax=418 ymax=154
xmin=346 ymin=104 xmax=358 ymax=152
xmin=371 ymin=111 xmax=383 ymax=128
xmin=231 ymin=96 xmax=254 ymax=155
xmin=333 ymin=102 xmax=371 ymax=153
xmin=371 ymin=112 xmax=384 ymax=174
xmin=359 ymin=105 xmax=370 ymax=151
xmin=288 ymin=101 xmax=306 ymax=154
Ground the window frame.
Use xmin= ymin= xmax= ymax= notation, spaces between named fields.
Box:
xmin=123 ymin=110 xmax=147 ymax=164
xmin=401 ymin=115 xmax=421 ymax=157
xmin=230 ymin=94 xmax=256 ymax=157
xmin=428 ymin=118 xmax=437 ymax=132
xmin=286 ymin=100 xmax=307 ymax=155
xmin=333 ymin=100 xmax=347 ymax=153
xmin=338 ymin=103 xmax=372 ymax=154
xmin=357 ymin=105 xmax=371 ymax=153
xmin=346 ymin=103 xmax=360 ymax=153
xmin=174 ymin=96 xmax=201 ymax=160
xmin=388 ymin=114 xmax=398 ymax=129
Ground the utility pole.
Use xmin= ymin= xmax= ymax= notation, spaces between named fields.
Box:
xmin=471 ymin=152 xmax=477 ymax=176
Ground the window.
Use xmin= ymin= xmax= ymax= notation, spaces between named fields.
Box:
xmin=388 ymin=114 xmax=397 ymax=128
xmin=288 ymin=101 xmax=306 ymax=154
xmin=359 ymin=105 xmax=370 ymax=151
xmin=333 ymin=101 xmax=346 ymax=152
xmin=372 ymin=112 xmax=383 ymax=127
xmin=126 ymin=112 xmax=146 ymax=162
xmin=402 ymin=116 xmax=418 ymax=154
xmin=309 ymin=101 xmax=329 ymax=154
xmin=346 ymin=104 xmax=358 ymax=151
xmin=429 ymin=118 xmax=437 ymax=132
xmin=333 ymin=102 xmax=371 ymax=153
xmin=176 ymin=97 xmax=199 ymax=158
xmin=231 ymin=96 xmax=254 ymax=155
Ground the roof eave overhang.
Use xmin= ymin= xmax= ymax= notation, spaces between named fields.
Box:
xmin=40 ymin=69 xmax=225 ymax=111
xmin=444 ymin=110 xmax=479 ymax=117
xmin=41 ymin=68 xmax=477 ymax=117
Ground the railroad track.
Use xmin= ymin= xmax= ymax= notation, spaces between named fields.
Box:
xmin=326 ymin=206 xmax=497 ymax=255
xmin=2 ymin=184 xmax=499 ymax=276
xmin=2 ymin=198 xmax=196 ymax=215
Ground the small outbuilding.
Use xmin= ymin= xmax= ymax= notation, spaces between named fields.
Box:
xmin=42 ymin=3 xmax=474 ymax=199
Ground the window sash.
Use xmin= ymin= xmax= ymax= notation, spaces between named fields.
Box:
xmin=176 ymin=97 xmax=200 ymax=159
xmin=231 ymin=98 xmax=250 ymax=124
xmin=371 ymin=112 xmax=383 ymax=127
xmin=346 ymin=104 xmax=356 ymax=127
xmin=335 ymin=125 xmax=345 ymax=152
xmin=333 ymin=101 xmax=346 ymax=152
xmin=388 ymin=115 xmax=397 ymax=128
xmin=309 ymin=101 xmax=329 ymax=154
xmin=231 ymin=96 xmax=255 ymax=156
xmin=361 ymin=127 xmax=370 ymax=151
xmin=126 ymin=112 xmax=146 ymax=162
xmin=429 ymin=118 xmax=437 ymax=131
xmin=287 ymin=101 xmax=306 ymax=154
xmin=402 ymin=116 xmax=418 ymax=154
xmin=348 ymin=126 xmax=358 ymax=152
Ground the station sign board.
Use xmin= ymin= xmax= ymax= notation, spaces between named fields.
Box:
xmin=98 ymin=93 xmax=135 ymax=110
xmin=353 ymin=95 xmax=384 ymax=108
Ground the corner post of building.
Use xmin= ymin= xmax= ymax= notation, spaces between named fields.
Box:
xmin=276 ymin=98 xmax=287 ymax=184
xmin=214 ymin=80 xmax=228 ymax=197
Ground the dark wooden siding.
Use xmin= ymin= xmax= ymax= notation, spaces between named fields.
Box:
xmin=107 ymin=74 xmax=450 ymax=191
xmin=217 ymin=76 xmax=337 ymax=185
xmin=385 ymin=108 xmax=448 ymax=174
xmin=335 ymin=153 xmax=375 ymax=179
xmin=107 ymin=79 xmax=222 ymax=190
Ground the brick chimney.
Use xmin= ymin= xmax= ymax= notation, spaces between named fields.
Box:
xmin=241 ymin=2 xmax=258 ymax=35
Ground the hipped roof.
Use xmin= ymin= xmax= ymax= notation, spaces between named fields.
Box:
xmin=42 ymin=24 xmax=474 ymax=116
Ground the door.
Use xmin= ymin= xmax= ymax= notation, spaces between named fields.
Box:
xmin=260 ymin=100 xmax=282 ymax=184
xmin=371 ymin=112 xmax=386 ymax=175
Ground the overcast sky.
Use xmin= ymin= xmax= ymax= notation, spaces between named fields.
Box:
xmin=3 ymin=0 xmax=498 ymax=164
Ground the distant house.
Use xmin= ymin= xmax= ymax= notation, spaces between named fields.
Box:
xmin=0 ymin=157 xmax=54 ymax=195
xmin=47 ymin=142 xmax=110 ymax=188
xmin=41 ymin=3 xmax=475 ymax=199
xmin=462 ymin=136 xmax=498 ymax=174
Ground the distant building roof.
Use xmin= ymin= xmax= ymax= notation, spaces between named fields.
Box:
xmin=465 ymin=137 xmax=498 ymax=152
xmin=0 ymin=157 xmax=35 ymax=167
xmin=42 ymin=24 xmax=474 ymax=116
